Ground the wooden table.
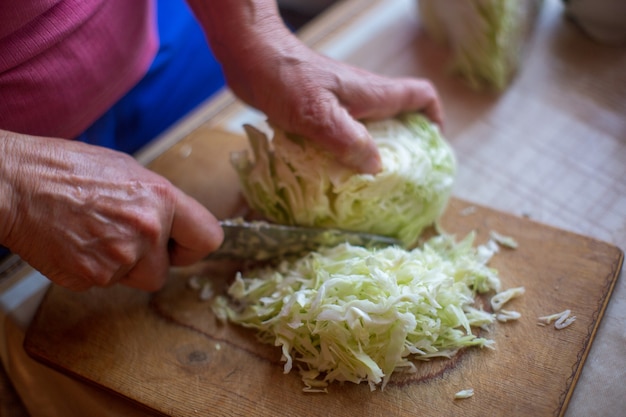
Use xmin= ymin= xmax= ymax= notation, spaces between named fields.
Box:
xmin=2 ymin=0 xmax=624 ymax=416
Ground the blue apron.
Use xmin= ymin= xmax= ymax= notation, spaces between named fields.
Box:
xmin=76 ymin=0 xmax=225 ymax=154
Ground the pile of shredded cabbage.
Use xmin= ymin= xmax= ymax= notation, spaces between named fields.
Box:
xmin=213 ymin=232 xmax=504 ymax=392
xmin=230 ymin=114 xmax=456 ymax=247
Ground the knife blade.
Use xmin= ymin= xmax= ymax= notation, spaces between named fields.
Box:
xmin=206 ymin=220 xmax=402 ymax=261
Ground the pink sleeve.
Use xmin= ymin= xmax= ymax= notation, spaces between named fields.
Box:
xmin=0 ymin=0 xmax=158 ymax=138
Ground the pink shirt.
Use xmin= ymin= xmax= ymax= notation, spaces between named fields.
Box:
xmin=0 ymin=0 xmax=158 ymax=138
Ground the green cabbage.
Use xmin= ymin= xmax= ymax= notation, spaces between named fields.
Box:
xmin=419 ymin=0 xmax=542 ymax=90
xmin=212 ymin=233 xmax=502 ymax=392
xmin=230 ymin=114 xmax=456 ymax=247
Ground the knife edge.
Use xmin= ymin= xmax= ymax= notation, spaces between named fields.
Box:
xmin=206 ymin=220 xmax=402 ymax=261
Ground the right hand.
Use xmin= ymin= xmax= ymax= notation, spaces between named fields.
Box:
xmin=0 ymin=132 xmax=223 ymax=291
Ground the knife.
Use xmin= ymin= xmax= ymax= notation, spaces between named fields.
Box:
xmin=206 ymin=219 xmax=402 ymax=261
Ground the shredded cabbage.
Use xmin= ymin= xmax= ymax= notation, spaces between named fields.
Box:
xmin=454 ymin=388 xmax=475 ymax=399
xmin=418 ymin=0 xmax=542 ymax=90
xmin=230 ymin=114 xmax=456 ymax=247
xmin=213 ymin=233 xmax=503 ymax=391
xmin=490 ymin=286 xmax=525 ymax=311
xmin=489 ymin=230 xmax=519 ymax=249
xmin=538 ymin=309 xmax=576 ymax=329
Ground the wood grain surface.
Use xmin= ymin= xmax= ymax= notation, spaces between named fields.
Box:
xmin=23 ymin=128 xmax=623 ymax=417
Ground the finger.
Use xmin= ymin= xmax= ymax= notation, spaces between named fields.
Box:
xmin=335 ymin=119 xmax=382 ymax=175
xmin=346 ymin=77 xmax=445 ymax=127
xmin=168 ymin=189 xmax=224 ymax=266
xmin=291 ymin=99 xmax=383 ymax=174
xmin=118 ymin=251 xmax=169 ymax=292
xmin=106 ymin=263 xmax=135 ymax=287
xmin=48 ymin=272 xmax=94 ymax=292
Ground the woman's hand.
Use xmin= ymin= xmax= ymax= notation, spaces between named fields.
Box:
xmin=0 ymin=131 xmax=223 ymax=291
xmin=226 ymin=41 xmax=443 ymax=175
xmin=188 ymin=0 xmax=443 ymax=175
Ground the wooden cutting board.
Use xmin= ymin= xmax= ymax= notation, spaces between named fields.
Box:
xmin=24 ymin=129 xmax=623 ymax=417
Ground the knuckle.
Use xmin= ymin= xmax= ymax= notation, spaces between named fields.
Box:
xmin=73 ymin=261 xmax=113 ymax=287
xmin=134 ymin=213 xmax=164 ymax=242
xmin=70 ymin=250 xmax=132 ymax=288
xmin=126 ymin=182 xmax=173 ymax=242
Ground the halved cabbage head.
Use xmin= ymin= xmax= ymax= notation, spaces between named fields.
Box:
xmin=419 ymin=0 xmax=543 ymax=90
xmin=230 ymin=113 xmax=456 ymax=247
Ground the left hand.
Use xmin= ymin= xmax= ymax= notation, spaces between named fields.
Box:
xmin=225 ymin=37 xmax=443 ymax=175
xmin=187 ymin=0 xmax=444 ymax=175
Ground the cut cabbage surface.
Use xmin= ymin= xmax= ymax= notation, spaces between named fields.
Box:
xmin=213 ymin=232 xmax=504 ymax=392
xmin=230 ymin=113 xmax=456 ymax=247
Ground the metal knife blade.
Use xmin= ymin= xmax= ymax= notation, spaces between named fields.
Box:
xmin=206 ymin=220 xmax=402 ymax=261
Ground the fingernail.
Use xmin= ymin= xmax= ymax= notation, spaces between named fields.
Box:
xmin=359 ymin=150 xmax=382 ymax=175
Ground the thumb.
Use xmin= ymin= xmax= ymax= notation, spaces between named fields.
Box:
xmin=298 ymin=104 xmax=382 ymax=174
xmin=168 ymin=189 xmax=224 ymax=266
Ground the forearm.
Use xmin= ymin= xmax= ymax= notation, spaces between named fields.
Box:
xmin=185 ymin=0 xmax=296 ymax=104
xmin=185 ymin=0 xmax=288 ymax=58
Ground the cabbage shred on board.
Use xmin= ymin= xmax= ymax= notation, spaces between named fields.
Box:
xmin=212 ymin=233 xmax=506 ymax=392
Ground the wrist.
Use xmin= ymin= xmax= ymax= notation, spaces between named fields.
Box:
xmin=186 ymin=0 xmax=295 ymax=89
xmin=187 ymin=0 xmax=287 ymax=55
